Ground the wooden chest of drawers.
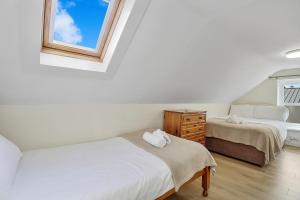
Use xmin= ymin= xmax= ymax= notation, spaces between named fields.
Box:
xmin=163 ymin=110 xmax=207 ymax=145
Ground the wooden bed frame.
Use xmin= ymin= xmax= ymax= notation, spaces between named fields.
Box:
xmin=156 ymin=167 xmax=210 ymax=200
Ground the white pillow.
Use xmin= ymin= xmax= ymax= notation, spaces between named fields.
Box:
xmin=253 ymin=105 xmax=289 ymax=121
xmin=0 ymin=134 xmax=22 ymax=193
xmin=229 ymin=105 xmax=254 ymax=118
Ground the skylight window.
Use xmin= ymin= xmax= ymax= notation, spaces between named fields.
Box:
xmin=42 ymin=0 xmax=123 ymax=61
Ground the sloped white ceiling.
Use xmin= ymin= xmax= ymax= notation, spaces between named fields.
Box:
xmin=1 ymin=0 xmax=300 ymax=104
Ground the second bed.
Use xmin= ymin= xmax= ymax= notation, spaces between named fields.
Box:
xmin=206 ymin=105 xmax=288 ymax=166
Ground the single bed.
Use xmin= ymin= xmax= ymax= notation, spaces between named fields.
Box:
xmin=206 ymin=105 xmax=288 ymax=166
xmin=0 ymin=130 xmax=216 ymax=200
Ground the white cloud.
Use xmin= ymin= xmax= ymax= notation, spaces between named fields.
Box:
xmin=99 ymin=0 xmax=109 ymax=6
xmin=54 ymin=2 xmax=82 ymax=45
xmin=65 ymin=1 xmax=76 ymax=8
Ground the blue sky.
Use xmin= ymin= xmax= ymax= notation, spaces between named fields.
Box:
xmin=54 ymin=0 xmax=109 ymax=49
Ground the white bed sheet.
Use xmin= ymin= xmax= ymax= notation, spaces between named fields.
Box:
xmin=5 ymin=138 xmax=174 ymax=200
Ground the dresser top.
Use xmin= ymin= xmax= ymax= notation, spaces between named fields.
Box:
xmin=164 ymin=109 xmax=206 ymax=114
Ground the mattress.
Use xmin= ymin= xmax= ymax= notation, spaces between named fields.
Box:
xmin=5 ymin=137 xmax=174 ymax=200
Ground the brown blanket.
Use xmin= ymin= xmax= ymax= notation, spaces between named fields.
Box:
xmin=206 ymin=118 xmax=283 ymax=165
xmin=121 ymin=130 xmax=216 ymax=191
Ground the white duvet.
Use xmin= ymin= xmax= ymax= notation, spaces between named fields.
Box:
xmin=5 ymin=138 xmax=174 ymax=200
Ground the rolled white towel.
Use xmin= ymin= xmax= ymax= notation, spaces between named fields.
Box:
xmin=143 ymin=132 xmax=167 ymax=148
xmin=226 ymin=115 xmax=243 ymax=124
xmin=153 ymin=129 xmax=171 ymax=144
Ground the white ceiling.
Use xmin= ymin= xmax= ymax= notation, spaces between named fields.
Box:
xmin=1 ymin=0 xmax=300 ymax=104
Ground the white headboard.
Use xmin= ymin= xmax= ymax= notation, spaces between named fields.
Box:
xmin=229 ymin=104 xmax=289 ymax=121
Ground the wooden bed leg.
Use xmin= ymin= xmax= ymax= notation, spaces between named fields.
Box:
xmin=202 ymin=167 xmax=210 ymax=197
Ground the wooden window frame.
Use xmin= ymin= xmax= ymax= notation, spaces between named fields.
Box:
xmin=42 ymin=0 xmax=124 ymax=62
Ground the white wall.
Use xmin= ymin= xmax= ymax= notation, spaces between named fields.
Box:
xmin=235 ymin=68 xmax=300 ymax=105
xmin=0 ymin=104 xmax=229 ymax=151
xmin=234 ymin=68 xmax=300 ymax=123
xmin=234 ymin=78 xmax=277 ymax=105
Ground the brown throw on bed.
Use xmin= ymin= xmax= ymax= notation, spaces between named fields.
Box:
xmin=207 ymin=118 xmax=283 ymax=165
xmin=121 ymin=130 xmax=216 ymax=191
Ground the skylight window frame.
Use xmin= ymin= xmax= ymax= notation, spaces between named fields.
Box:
xmin=42 ymin=0 xmax=124 ymax=62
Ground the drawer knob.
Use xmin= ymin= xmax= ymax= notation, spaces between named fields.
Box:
xmin=186 ymin=118 xmax=190 ymax=121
